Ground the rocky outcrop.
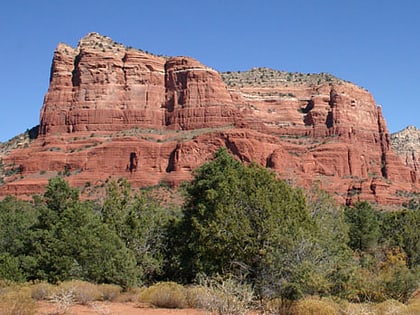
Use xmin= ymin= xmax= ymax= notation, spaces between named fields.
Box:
xmin=1 ymin=33 xmax=418 ymax=204
xmin=391 ymin=126 xmax=420 ymax=182
xmin=39 ymin=33 xmax=236 ymax=135
xmin=164 ymin=57 xmax=238 ymax=129
xmin=39 ymin=34 xmax=167 ymax=134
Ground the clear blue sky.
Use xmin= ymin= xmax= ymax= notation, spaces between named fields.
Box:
xmin=1 ymin=0 xmax=419 ymax=141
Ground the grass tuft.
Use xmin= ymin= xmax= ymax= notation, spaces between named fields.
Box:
xmin=138 ymin=282 xmax=188 ymax=309
xmin=58 ymin=280 xmax=102 ymax=304
xmin=295 ymin=297 xmax=338 ymax=315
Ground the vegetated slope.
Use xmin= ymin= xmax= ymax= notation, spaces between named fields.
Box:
xmin=0 ymin=32 xmax=418 ymax=204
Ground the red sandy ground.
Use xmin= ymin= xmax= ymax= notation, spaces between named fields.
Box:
xmin=36 ymin=301 xmax=209 ymax=315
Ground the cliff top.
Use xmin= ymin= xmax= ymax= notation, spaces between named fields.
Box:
xmin=60 ymin=33 xmax=349 ymax=88
xmin=57 ymin=32 xmax=163 ymax=57
xmin=221 ymin=67 xmax=348 ymax=88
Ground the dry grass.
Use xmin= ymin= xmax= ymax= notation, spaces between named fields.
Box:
xmin=185 ymin=286 xmax=209 ymax=309
xmin=0 ymin=280 xmax=418 ymax=315
xmin=30 ymin=281 xmax=56 ymax=301
xmin=374 ymin=299 xmax=408 ymax=315
xmin=58 ymin=280 xmax=102 ymax=304
xmin=339 ymin=298 xmax=420 ymax=315
xmin=0 ymin=287 xmax=35 ymax=315
xmin=405 ymin=297 xmax=420 ymax=315
xmin=258 ymin=298 xmax=296 ymax=315
xmin=188 ymin=276 xmax=254 ymax=315
xmin=138 ymin=282 xmax=188 ymax=309
xmin=114 ymin=287 xmax=143 ymax=303
xmin=97 ymin=284 xmax=122 ymax=302
xmin=294 ymin=297 xmax=339 ymax=315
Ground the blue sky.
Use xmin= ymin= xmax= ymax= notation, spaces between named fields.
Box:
xmin=1 ymin=0 xmax=419 ymax=141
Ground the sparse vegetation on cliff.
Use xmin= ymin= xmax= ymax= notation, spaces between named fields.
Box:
xmin=221 ymin=67 xmax=347 ymax=87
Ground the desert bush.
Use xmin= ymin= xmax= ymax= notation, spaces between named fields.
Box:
xmin=294 ymin=296 xmax=338 ymax=315
xmin=115 ymin=287 xmax=143 ymax=303
xmin=191 ymin=275 xmax=254 ymax=315
xmin=98 ymin=283 xmax=122 ymax=301
xmin=59 ymin=280 xmax=102 ymax=304
xmin=0 ymin=287 xmax=35 ymax=315
xmin=138 ymin=282 xmax=188 ymax=308
xmin=185 ymin=286 xmax=208 ymax=308
xmin=30 ymin=281 xmax=56 ymax=300
xmin=50 ymin=287 xmax=75 ymax=314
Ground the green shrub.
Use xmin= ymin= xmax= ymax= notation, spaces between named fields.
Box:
xmin=138 ymin=282 xmax=187 ymax=309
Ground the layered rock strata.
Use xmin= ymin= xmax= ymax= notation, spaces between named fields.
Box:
xmin=1 ymin=33 xmax=418 ymax=204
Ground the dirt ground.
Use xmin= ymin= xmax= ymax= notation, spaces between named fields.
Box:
xmin=36 ymin=301 xmax=209 ymax=315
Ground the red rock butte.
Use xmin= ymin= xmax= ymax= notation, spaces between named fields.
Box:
xmin=1 ymin=32 xmax=418 ymax=204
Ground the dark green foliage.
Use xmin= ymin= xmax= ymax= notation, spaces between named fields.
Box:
xmin=345 ymin=201 xmax=380 ymax=252
xmin=0 ymin=196 xmax=38 ymax=281
xmin=381 ymin=209 xmax=420 ymax=268
xmin=31 ymin=177 xmax=139 ymax=287
xmin=101 ymin=178 xmax=174 ymax=284
xmin=0 ymin=253 xmax=26 ymax=282
xmin=0 ymin=196 xmax=38 ymax=256
xmin=175 ymin=148 xmax=316 ymax=297
xmin=26 ymin=125 xmax=39 ymax=140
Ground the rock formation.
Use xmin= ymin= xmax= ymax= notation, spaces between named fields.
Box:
xmin=391 ymin=126 xmax=420 ymax=183
xmin=0 ymin=33 xmax=418 ymax=204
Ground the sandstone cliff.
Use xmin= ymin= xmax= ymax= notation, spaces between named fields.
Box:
xmin=0 ymin=33 xmax=418 ymax=204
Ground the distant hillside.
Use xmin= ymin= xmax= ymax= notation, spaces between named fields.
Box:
xmin=391 ymin=125 xmax=420 ymax=172
xmin=0 ymin=126 xmax=38 ymax=157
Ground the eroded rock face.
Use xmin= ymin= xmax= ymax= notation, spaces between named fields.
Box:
xmin=39 ymin=33 xmax=236 ymax=135
xmin=39 ymin=34 xmax=167 ymax=134
xmin=1 ymin=33 xmax=418 ymax=204
xmin=164 ymin=57 xmax=237 ymax=129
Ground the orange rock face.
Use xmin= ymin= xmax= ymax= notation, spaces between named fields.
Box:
xmin=1 ymin=33 xmax=418 ymax=204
